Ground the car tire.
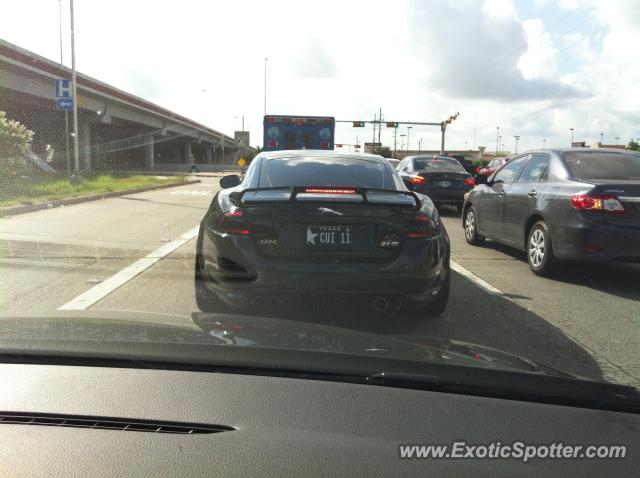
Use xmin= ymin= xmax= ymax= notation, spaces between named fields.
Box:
xmin=527 ymin=221 xmax=556 ymax=277
xmin=194 ymin=251 xmax=230 ymax=313
xmin=464 ymin=206 xmax=485 ymax=245
xmin=426 ymin=261 xmax=450 ymax=317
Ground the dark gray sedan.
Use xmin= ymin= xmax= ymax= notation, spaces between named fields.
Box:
xmin=462 ymin=148 xmax=640 ymax=276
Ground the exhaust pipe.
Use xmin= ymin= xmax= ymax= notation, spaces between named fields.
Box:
xmin=373 ymin=297 xmax=388 ymax=312
xmin=267 ymin=296 xmax=283 ymax=310
xmin=252 ymin=296 xmax=267 ymax=310
xmin=388 ymin=296 xmax=402 ymax=312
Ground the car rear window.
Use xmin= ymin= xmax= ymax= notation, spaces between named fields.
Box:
xmin=564 ymin=152 xmax=640 ymax=180
xmin=413 ymin=158 xmax=465 ymax=172
xmin=260 ymin=157 xmax=389 ymax=189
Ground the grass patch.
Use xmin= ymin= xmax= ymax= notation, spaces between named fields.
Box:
xmin=0 ymin=172 xmax=187 ymax=208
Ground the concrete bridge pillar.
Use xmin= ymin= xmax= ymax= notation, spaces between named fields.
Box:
xmin=144 ymin=135 xmax=155 ymax=170
xmin=79 ymin=119 xmax=91 ymax=171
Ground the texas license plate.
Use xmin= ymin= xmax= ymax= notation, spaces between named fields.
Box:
xmin=306 ymin=225 xmax=352 ymax=248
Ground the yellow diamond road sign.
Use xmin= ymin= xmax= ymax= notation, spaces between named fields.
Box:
xmin=238 ymin=158 xmax=246 ymax=167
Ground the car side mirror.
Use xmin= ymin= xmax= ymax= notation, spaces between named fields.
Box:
xmin=474 ymin=174 xmax=488 ymax=185
xmin=220 ymin=174 xmax=241 ymax=189
xmin=403 ymin=179 xmax=415 ymax=191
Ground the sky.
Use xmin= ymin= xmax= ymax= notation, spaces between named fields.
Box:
xmin=1 ymin=0 xmax=639 ymax=153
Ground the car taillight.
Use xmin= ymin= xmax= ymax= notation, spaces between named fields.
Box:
xmin=465 ymin=177 xmax=475 ymax=186
xmin=409 ymin=175 xmax=425 ymax=185
xmin=217 ymin=210 xmax=250 ymax=235
xmin=407 ymin=213 xmax=437 ymax=239
xmin=320 ymin=142 xmax=329 ymax=149
xmin=571 ymin=195 xmax=625 ymax=214
xmin=304 ymin=188 xmax=357 ymax=194
xmin=268 ymin=140 xmax=277 ymax=148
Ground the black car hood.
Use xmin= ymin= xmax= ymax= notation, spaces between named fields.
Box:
xmin=0 ymin=311 xmax=572 ymax=378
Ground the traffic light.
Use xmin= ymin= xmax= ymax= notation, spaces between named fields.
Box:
xmin=386 ymin=122 xmax=398 ymax=128
xmin=446 ymin=112 xmax=460 ymax=125
xmin=352 ymin=121 xmax=365 ymax=127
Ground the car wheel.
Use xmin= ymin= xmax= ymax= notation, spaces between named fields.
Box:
xmin=464 ymin=206 xmax=485 ymax=245
xmin=194 ymin=251 xmax=229 ymax=313
xmin=527 ymin=221 xmax=556 ymax=277
xmin=426 ymin=262 xmax=450 ymax=317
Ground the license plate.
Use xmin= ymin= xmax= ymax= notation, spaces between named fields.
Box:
xmin=306 ymin=225 xmax=352 ymax=248
xmin=439 ymin=181 xmax=452 ymax=188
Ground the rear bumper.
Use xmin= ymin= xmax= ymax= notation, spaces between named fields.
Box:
xmin=553 ymin=221 xmax=640 ymax=262
xmin=199 ymin=225 xmax=449 ymax=306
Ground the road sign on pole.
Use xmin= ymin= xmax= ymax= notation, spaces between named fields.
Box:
xmin=55 ymin=79 xmax=73 ymax=111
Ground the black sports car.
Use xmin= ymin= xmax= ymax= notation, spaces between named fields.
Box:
xmin=397 ymin=155 xmax=475 ymax=211
xmin=195 ymin=150 xmax=450 ymax=316
xmin=463 ymin=148 xmax=640 ymax=276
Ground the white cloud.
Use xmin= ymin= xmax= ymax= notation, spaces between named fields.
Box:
xmin=518 ymin=19 xmax=559 ymax=79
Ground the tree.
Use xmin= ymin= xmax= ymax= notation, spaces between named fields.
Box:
xmin=627 ymin=140 xmax=639 ymax=152
xmin=372 ymin=146 xmax=393 ymax=158
xmin=0 ymin=111 xmax=34 ymax=171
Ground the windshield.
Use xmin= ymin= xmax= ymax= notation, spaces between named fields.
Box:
xmin=1 ymin=0 xmax=639 ymax=418
xmin=564 ymin=152 xmax=640 ymax=180
xmin=413 ymin=158 xmax=465 ymax=172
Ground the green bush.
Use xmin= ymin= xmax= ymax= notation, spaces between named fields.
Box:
xmin=0 ymin=111 xmax=34 ymax=172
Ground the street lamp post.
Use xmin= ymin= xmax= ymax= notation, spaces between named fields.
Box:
xmin=570 ymin=128 xmax=574 ymax=147
xmin=399 ymin=134 xmax=406 ymax=157
xmin=495 ymin=126 xmax=500 ymax=157
xmin=419 ymin=138 xmax=423 ymax=153
xmin=600 ymin=132 xmax=604 ymax=145
xmin=58 ymin=0 xmax=70 ymax=173
xmin=70 ymin=0 xmax=79 ymax=173
xmin=407 ymin=126 xmax=413 ymax=155
xmin=393 ymin=126 xmax=397 ymax=158
xmin=615 ymin=136 xmax=620 ymax=145
xmin=514 ymin=135 xmax=520 ymax=154
xmin=498 ymin=135 xmax=502 ymax=155
xmin=464 ymin=140 xmax=468 ymax=150
xmin=542 ymin=138 xmax=546 ymax=148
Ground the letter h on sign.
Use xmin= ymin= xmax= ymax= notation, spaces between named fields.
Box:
xmin=56 ymin=79 xmax=71 ymax=98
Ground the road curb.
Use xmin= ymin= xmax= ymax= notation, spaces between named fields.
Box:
xmin=0 ymin=179 xmax=201 ymax=218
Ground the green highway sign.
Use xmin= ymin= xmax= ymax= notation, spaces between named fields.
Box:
xmin=352 ymin=121 xmax=365 ymax=127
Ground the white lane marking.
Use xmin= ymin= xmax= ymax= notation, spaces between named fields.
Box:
xmin=58 ymin=226 xmax=200 ymax=311
xmin=450 ymin=259 xmax=505 ymax=295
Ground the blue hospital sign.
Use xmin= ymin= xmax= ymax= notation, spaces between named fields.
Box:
xmin=56 ymin=79 xmax=71 ymax=98
xmin=55 ymin=79 xmax=73 ymax=111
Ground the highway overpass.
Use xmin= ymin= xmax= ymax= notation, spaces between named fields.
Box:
xmin=0 ymin=39 xmax=240 ymax=172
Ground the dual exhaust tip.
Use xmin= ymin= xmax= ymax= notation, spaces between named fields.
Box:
xmin=373 ymin=296 xmax=402 ymax=312
xmin=250 ymin=295 xmax=402 ymax=312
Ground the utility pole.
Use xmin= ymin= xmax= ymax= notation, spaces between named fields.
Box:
xmin=70 ymin=0 xmax=79 ymax=173
xmin=372 ymin=113 xmax=377 ymax=146
xmin=393 ymin=127 xmax=397 ymax=158
xmin=377 ymin=107 xmax=382 ymax=145
xmin=58 ymin=0 xmax=70 ymax=173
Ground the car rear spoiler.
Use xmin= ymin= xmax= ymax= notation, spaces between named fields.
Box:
xmin=230 ymin=187 xmax=420 ymax=208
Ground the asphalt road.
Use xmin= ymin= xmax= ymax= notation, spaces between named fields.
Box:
xmin=1 ymin=176 xmax=638 ymax=388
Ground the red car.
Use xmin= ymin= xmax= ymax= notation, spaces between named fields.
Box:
xmin=476 ymin=157 xmax=510 ymax=177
